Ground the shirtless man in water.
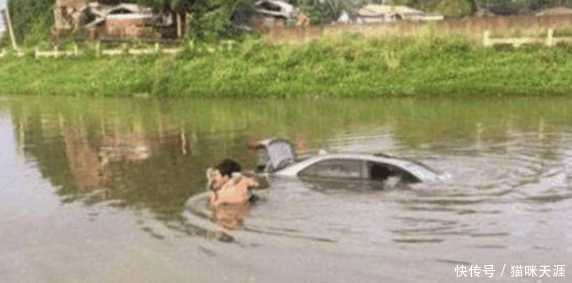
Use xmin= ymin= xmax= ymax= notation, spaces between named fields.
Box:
xmin=207 ymin=159 xmax=259 ymax=207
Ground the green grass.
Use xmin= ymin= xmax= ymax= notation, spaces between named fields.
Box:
xmin=2 ymin=35 xmax=572 ymax=97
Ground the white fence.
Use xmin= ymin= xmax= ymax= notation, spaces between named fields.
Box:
xmin=4 ymin=31 xmax=572 ymax=59
xmin=483 ymin=29 xmax=572 ymax=47
xmin=0 ymin=41 xmax=238 ymax=59
xmin=33 ymin=43 xmax=184 ymax=58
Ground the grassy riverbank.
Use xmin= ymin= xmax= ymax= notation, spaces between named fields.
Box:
xmin=1 ymin=36 xmax=572 ymax=97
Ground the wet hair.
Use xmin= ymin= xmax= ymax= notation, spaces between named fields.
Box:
xmin=215 ymin=159 xmax=242 ymax=178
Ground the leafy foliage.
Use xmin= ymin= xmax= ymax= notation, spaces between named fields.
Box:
xmin=188 ymin=0 xmax=254 ymax=40
xmin=434 ymin=0 xmax=475 ymax=17
xmin=2 ymin=35 xmax=572 ymax=97
xmin=7 ymin=0 xmax=54 ymax=46
xmin=292 ymin=0 xmax=365 ymax=24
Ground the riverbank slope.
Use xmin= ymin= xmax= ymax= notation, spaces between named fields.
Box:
xmin=1 ymin=36 xmax=571 ymax=97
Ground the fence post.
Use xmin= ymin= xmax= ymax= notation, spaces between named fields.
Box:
xmin=73 ymin=43 xmax=79 ymax=56
xmin=154 ymin=43 xmax=160 ymax=54
xmin=176 ymin=13 xmax=183 ymax=39
xmin=54 ymin=46 xmax=60 ymax=58
xmin=546 ymin=28 xmax=555 ymax=47
xmin=222 ymin=40 xmax=234 ymax=51
xmin=483 ymin=30 xmax=492 ymax=47
xmin=95 ymin=41 xmax=101 ymax=58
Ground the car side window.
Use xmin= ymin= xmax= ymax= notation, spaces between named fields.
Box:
xmin=299 ymin=159 xmax=364 ymax=179
xmin=368 ymin=162 xmax=420 ymax=183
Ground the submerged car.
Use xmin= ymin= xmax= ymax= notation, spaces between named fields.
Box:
xmin=250 ymin=138 xmax=448 ymax=184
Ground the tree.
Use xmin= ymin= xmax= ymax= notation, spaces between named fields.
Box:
xmin=434 ymin=0 xmax=475 ymax=17
xmin=138 ymin=0 xmax=257 ymax=40
xmin=7 ymin=0 xmax=53 ymax=46
xmin=186 ymin=0 xmax=255 ymax=40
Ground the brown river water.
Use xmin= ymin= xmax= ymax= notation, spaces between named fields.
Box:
xmin=0 ymin=96 xmax=571 ymax=283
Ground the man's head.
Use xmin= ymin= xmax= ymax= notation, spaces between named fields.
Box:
xmin=216 ymin=159 xmax=242 ymax=178
xmin=206 ymin=159 xmax=242 ymax=191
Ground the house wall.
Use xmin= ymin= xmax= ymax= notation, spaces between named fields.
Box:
xmin=250 ymin=15 xmax=286 ymax=33
xmin=54 ymin=1 xmax=173 ymax=40
xmin=54 ymin=0 xmax=88 ymax=31
xmin=104 ymin=18 xmax=151 ymax=38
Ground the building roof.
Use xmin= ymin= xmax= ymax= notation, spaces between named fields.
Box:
xmin=536 ymin=7 xmax=572 ymax=16
xmin=254 ymin=0 xmax=296 ymax=19
xmin=108 ymin=3 xmax=152 ymax=15
xmin=84 ymin=3 xmax=153 ymax=28
xmin=357 ymin=4 xmax=424 ymax=17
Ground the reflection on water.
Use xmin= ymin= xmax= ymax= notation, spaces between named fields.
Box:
xmin=1 ymin=96 xmax=572 ymax=282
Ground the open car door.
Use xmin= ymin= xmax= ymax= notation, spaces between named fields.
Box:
xmin=251 ymin=139 xmax=297 ymax=173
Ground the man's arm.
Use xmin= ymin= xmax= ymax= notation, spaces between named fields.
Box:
xmin=244 ymin=176 xmax=259 ymax=189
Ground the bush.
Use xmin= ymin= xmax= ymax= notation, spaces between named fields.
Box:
xmin=7 ymin=0 xmax=54 ymax=46
xmin=434 ymin=0 xmax=475 ymax=17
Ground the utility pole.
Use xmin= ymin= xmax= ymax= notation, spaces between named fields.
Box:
xmin=1 ymin=9 xmax=18 ymax=50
